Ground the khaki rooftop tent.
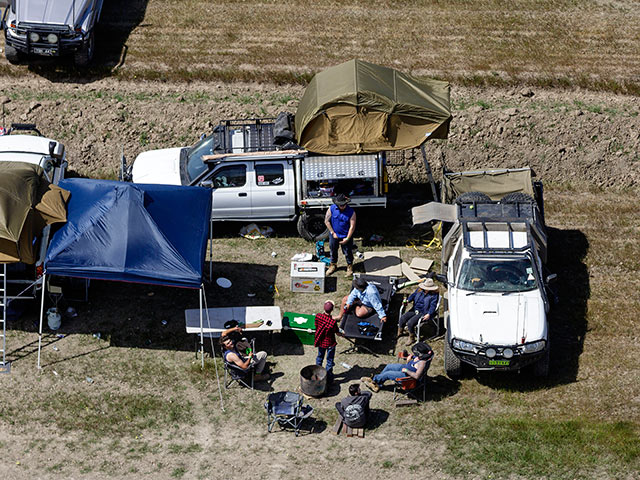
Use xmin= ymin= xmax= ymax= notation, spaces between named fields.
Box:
xmin=295 ymin=59 xmax=452 ymax=155
xmin=0 ymin=162 xmax=69 ymax=264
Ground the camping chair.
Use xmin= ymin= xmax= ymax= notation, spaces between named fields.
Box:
xmin=393 ymin=357 xmax=432 ymax=404
xmin=223 ymin=339 xmax=256 ymax=389
xmin=416 ymin=294 xmax=442 ymax=341
xmin=265 ymin=391 xmax=314 ymax=436
xmin=339 ymin=275 xmax=395 ymax=355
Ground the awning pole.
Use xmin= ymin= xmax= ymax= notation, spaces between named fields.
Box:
xmin=199 ymin=285 xmax=204 ymax=370
xmin=420 ymin=144 xmax=439 ymax=201
xmin=37 ymin=274 xmax=46 ymax=369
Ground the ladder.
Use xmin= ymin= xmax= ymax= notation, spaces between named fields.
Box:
xmin=0 ymin=264 xmax=9 ymax=373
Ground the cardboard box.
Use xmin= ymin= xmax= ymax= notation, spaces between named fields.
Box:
xmin=290 ymin=261 xmax=325 ymax=293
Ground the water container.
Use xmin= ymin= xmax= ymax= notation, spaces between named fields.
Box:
xmin=47 ymin=308 xmax=61 ymax=331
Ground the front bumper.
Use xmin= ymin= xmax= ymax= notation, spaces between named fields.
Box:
xmin=452 ymin=344 xmax=547 ymax=371
xmin=5 ymin=25 xmax=85 ymax=56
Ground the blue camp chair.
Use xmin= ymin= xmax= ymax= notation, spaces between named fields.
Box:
xmin=265 ymin=391 xmax=314 ymax=436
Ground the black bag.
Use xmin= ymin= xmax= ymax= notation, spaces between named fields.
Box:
xmin=357 ymin=321 xmax=377 ymax=336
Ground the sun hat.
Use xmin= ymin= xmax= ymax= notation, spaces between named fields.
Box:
xmin=418 ymin=278 xmax=439 ymax=291
xmin=332 ymin=194 xmax=350 ymax=207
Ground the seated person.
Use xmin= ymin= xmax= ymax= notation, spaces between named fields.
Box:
xmin=335 ymin=383 xmax=372 ymax=428
xmin=339 ymin=277 xmax=387 ymax=324
xmin=361 ymin=342 xmax=433 ymax=392
xmin=220 ymin=328 xmax=269 ymax=382
xmin=398 ymin=278 xmax=439 ymax=345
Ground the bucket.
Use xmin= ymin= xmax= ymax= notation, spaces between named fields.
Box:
xmin=300 ymin=365 xmax=327 ymax=397
xmin=47 ymin=308 xmax=61 ymax=331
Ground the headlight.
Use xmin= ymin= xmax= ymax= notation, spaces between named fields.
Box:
xmin=47 ymin=33 xmax=58 ymax=44
xmin=29 ymin=32 xmax=40 ymax=42
xmin=485 ymin=348 xmax=496 ymax=358
xmin=452 ymin=339 xmax=476 ymax=352
xmin=503 ymin=348 xmax=514 ymax=359
xmin=521 ymin=340 xmax=546 ymax=354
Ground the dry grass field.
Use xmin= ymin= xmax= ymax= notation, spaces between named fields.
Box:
xmin=0 ymin=0 xmax=639 ymax=479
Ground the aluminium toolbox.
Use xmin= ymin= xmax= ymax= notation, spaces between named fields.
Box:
xmin=282 ymin=311 xmax=316 ymax=345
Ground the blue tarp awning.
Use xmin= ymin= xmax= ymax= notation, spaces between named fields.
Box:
xmin=44 ymin=179 xmax=211 ymax=289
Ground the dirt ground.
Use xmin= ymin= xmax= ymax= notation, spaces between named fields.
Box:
xmin=0 ymin=78 xmax=638 ymax=189
xmin=0 ymin=75 xmax=639 ymax=480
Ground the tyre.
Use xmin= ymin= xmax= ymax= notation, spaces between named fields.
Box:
xmin=532 ymin=345 xmax=550 ymax=377
xmin=501 ymin=192 xmax=534 ymax=204
xmin=444 ymin=340 xmax=462 ymax=379
xmin=5 ymin=45 xmax=20 ymax=64
xmin=74 ymin=31 xmax=94 ymax=67
xmin=296 ymin=213 xmax=329 ymax=242
xmin=454 ymin=191 xmax=491 ymax=204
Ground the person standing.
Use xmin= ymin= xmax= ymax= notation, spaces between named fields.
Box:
xmin=324 ymin=194 xmax=356 ymax=277
xmin=315 ymin=300 xmax=341 ymax=384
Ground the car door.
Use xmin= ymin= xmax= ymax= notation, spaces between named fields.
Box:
xmin=250 ymin=161 xmax=295 ymax=219
xmin=206 ymin=162 xmax=251 ymax=219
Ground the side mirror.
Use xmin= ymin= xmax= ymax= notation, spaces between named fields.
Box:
xmin=435 ymin=273 xmax=448 ymax=284
xmin=545 ymin=273 xmax=557 ymax=284
xmin=200 ymin=180 xmax=214 ymax=188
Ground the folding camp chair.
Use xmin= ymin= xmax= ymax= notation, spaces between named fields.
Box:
xmin=223 ymin=339 xmax=256 ymax=389
xmin=416 ymin=294 xmax=443 ymax=342
xmin=393 ymin=355 xmax=432 ymax=403
xmin=265 ymin=391 xmax=314 ymax=436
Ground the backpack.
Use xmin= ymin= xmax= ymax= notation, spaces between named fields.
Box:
xmin=343 ymin=403 xmax=365 ymax=426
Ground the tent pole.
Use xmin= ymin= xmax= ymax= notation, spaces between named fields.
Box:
xmin=420 ymin=144 xmax=439 ymax=201
xmin=37 ymin=274 xmax=46 ymax=369
xmin=209 ymin=218 xmax=213 ymax=281
xmin=201 ymin=284 xmax=224 ymax=411
xmin=199 ymin=285 xmax=204 ymax=370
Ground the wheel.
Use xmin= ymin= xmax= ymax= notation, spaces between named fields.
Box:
xmin=501 ymin=192 xmax=534 ymax=204
xmin=5 ymin=45 xmax=21 ymax=64
xmin=444 ymin=340 xmax=462 ymax=379
xmin=74 ymin=31 xmax=95 ymax=67
xmin=532 ymin=344 xmax=550 ymax=377
xmin=454 ymin=191 xmax=491 ymax=204
xmin=296 ymin=213 xmax=329 ymax=242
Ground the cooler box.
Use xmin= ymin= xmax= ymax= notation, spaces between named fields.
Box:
xmin=282 ymin=311 xmax=316 ymax=345
xmin=290 ymin=261 xmax=325 ymax=293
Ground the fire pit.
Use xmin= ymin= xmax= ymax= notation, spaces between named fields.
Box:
xmin=300 ymin=365 xmax=327 ymax=397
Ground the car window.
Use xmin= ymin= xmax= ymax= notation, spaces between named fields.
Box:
xmin=458 ymin=257 xmax=537 ymax=293
xmin=186 ymin=135 xmax=214 ymax=182
xmin=255 ymin=163 xmax=284 ymax=186
xmin=211 ymin=164 xmax=246 ymax=188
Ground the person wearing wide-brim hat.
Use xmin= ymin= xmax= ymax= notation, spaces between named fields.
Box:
xmin=324 ymin=193 xmax=356 ymax=277
xmin=397 ymin=277 xmax=439 ymax=345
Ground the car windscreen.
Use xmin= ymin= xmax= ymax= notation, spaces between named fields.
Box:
xmin=186 ymin=135 xmax=214 ymax=182
xmin=457 ymin=257 xmax=537 ymax=293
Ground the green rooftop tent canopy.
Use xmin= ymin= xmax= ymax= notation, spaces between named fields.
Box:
xmin=295 ymin=59 xmax=452 ymax=155
xmin=0 ymin=162 xmax=69 ymax=264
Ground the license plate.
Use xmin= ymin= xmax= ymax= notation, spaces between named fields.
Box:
xmin=488 ymin=359 xmax=510 ymax=366
xmin=32 ymin=47 xmax=57 ymax=56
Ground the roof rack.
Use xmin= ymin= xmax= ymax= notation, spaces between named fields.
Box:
xmin=211 ymin=118 xmax=277 ymax=154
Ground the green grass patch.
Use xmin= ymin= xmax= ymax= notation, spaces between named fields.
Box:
xmin=439 ymin=413 xmax=640 ymax=479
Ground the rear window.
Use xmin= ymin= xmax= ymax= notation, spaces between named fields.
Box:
xmin=255 ymin=163 xmax=284 ymax=186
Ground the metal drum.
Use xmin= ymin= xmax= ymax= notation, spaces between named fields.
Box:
xmin=300 ymin=365 xmax=327 ymax=397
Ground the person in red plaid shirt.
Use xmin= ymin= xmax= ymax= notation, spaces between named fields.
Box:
xmin=315 ymin=300 xmax=341 ymax=384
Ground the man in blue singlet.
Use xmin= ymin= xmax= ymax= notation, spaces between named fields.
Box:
xmin=324 ymin=194 xmax=357 ymax=277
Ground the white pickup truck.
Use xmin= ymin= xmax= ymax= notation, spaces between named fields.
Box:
xmin=412 ymin=168 xmax=556 ymax=378
xmin=122 ymin=118 xmax=388 ymax=240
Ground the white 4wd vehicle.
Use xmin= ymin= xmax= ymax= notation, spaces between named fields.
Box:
xmin=0 ymin=123 xmax=66 ymax=182
xmin=412 ymin=168 xmax=556 ymax=378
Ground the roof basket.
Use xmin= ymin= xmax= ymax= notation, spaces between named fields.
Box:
xmin=211 ymin=118 xmax=277 ymax=154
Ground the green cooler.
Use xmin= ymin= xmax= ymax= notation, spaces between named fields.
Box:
xmin=282 ymin=312 xmax=316 ymax=345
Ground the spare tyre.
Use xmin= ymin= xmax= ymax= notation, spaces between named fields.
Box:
xmin=501 ymin=192 xmax=535 ymax=204
xmin=454 ymin=191 xmax=491 ymax=204
xmin=297 ymin=213 xmax=329 ymax=242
